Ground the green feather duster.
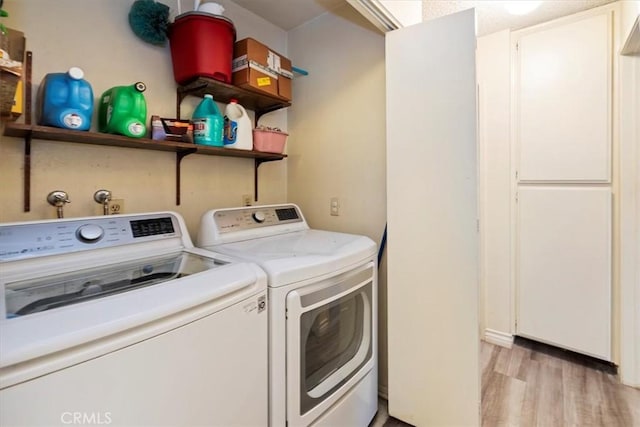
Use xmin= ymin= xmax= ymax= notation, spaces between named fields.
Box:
xmin=129 ymin=0 xmax=170 ymax=46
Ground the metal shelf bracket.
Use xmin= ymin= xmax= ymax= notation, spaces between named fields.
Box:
xmin=254 ymin=157 xmax=282 ymax=202
xmin=176 ymin=149 xmax=197 ymax=205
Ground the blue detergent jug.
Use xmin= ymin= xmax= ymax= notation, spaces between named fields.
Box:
xmin=192 ymin=94 xmax=224 ymax=146
xmin=37 ymin=67 xmax=93 ymax=131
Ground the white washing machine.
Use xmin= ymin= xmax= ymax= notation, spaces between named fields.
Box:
xmin=198 ymin=204 xmax=378 ymax=427
xmin=0 ymin=212 xmax=268 ymax=427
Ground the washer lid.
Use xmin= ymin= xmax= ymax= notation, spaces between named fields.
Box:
xmin=211 ymin=229 xmax=376 ymax=287
xmin=4 ymin=251 xmax=226 ymax=318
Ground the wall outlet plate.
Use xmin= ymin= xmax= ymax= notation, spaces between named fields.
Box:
xmin=330 ymin=197 xmax=339 ymax=216
xmin=107 ymin=199 xmax=125 ymax=215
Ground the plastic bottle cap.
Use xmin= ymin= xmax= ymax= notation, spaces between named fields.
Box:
xmin=68 ymin=67 xmax=84 ymax=80
xmin=204 ymin=94 xmax=213 ymax=99
xmin=230 ymin=98 xmax=238 ymax=103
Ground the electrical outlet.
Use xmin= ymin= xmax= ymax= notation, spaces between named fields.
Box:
xmin=330 ymin=197 xmax=339 ymax=216
xmin=107 ymin=199 xmax=125 ymax=215
xmin=242 ymin=194 xmax=252 ymax=206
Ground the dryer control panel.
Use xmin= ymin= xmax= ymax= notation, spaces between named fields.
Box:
xmin=213 ymin=205 xmax=303 ymax=233
xmin=198 ymin=204 xmax=309 ymax=246
xmin=0 ymin=213 xmax=182 ymax=262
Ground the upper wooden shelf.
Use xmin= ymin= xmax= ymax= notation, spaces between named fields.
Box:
xmin=177 ymin=77 xmax=291 ymax=119
xmin=3 ymin=123 xmax=287 ymax=161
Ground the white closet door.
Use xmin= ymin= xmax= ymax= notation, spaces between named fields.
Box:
xmin=517 ymin=186 xmax=611 ymax=360
xmin=517 ymin=12 xmax=611 ymax=182
xmin=386 ymin=9 xmax=478 ymax=427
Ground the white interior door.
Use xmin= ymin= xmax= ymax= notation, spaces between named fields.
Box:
xmin=514 ymin=7 xmax=614 ymax=362
xmin=517 ymin=186 xmax=611 ymax=360
xmin=516 ymin=12 xmax=612 ymax=182
xmin=386 ymin=9 xmax=479 ymax=426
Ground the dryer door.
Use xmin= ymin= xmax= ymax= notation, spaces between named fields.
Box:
xmin=285 ymin=262 xmax=375 ymax=426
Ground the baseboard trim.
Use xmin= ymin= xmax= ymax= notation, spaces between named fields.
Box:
xmin=378 ymin=385 xmax=388 ymax=400
xmin=484 ymin=328 xmax=514 ymax=348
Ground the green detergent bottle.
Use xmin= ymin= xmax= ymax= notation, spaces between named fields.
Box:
xmin=98 ymin=82 xmax=147 ymax=138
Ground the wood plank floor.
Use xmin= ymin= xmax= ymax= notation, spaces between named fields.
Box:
xmin=482 ymin=338 xmax=640 ymax=427
xmin=377 ymin=338 xmax=640 ymax=427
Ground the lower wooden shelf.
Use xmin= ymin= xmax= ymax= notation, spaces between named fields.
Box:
xmin=2 ymin=123 xmax=287 ymax=210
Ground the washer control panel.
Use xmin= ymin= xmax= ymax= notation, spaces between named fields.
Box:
xmin=0 ymin=214 xmax=181 ymax=262
xmin=214 ymin=205 xmax=303 ymax=234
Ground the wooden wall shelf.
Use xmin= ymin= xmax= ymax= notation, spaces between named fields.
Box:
xmin=2 ymin=123 xmax=287 ymax=211
xmin=176 ymin=77 xmax=291 ymax=123
xmin=2 ymin=51 xmax=291 ymax=212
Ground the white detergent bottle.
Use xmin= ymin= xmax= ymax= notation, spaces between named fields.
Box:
xmin=223 ymin=99 xmax=253 ymax=150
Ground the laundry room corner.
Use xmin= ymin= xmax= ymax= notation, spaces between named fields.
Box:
xmin=286 ymin=3 xmax=388 ymax=396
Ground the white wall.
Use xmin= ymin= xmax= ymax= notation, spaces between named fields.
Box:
xmin=286 ymin=4 xmax=388 ymax=393
xmin=0 ymin=0 xmax=287 ymax=239
xmin=477 ymin=29 xmax=513 ymax=346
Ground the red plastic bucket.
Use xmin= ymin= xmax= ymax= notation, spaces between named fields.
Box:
xmin=169 ymin=12 xmax=236 ymax=85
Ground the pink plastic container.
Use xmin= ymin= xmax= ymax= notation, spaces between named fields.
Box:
xmin=253 ymin=128 xmax=288 ymax=153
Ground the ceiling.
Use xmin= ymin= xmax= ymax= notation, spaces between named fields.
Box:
xmin=229 ymin=0 xmax=617 ymax=34
xmin=425 ymin=0 xmax=617 ymax=36
xmin=230 ymin=0 xmax=344 ymax=31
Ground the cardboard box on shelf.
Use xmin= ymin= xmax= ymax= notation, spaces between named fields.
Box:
xmin=232 ymin=38 xmax=291 ymax=101
xmin=277 ymin=56 xmax=293 ymax=101
xmin=0 ymin=28 xmax=25 ymax=118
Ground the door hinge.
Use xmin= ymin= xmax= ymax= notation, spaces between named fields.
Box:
xmin=515 ymin=170 xmax=519 ymax=180
xmin=516 ymin=192 xmax=519 ymax=203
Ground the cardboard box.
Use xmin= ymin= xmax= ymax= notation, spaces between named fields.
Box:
xmin=0 ymin=28 xmax=25 ymax=118
xmin=277 ymin=56 xmax=293 ymax=101
xmin=232 ymin=38 xmax=279 ymax=97
xmin=232 ymin=38 xmax=291 ymax=100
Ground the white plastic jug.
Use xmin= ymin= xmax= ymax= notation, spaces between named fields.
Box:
xmin=223 ymin=99 xmax=253 ymax=150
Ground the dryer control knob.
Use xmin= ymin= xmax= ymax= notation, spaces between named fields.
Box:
xmin=252 ymin=212 xmax=266 ymax=223
xmin=77 ymin=224 xmax=104 ymax=243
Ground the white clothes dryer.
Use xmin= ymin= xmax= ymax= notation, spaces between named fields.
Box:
xmin=0 ymin=212 xmax=268 ymax=427
xmin=198 ymin=204 xmax=378 ymax=427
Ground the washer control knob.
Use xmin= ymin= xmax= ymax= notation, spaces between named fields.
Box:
xmin=252 ymin=211 xmax=266 ymax=223
xmin=77 ymin=224 xmax=104 ymax=243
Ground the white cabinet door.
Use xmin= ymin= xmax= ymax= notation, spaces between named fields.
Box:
xmin=386 ymin=9 xmax=479 ymax=427
xmin=517 ymin=186 xmax=611 ymax=361
xmin=516 ymin=12 xmax=612 ymax=182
